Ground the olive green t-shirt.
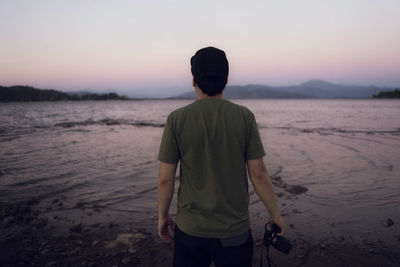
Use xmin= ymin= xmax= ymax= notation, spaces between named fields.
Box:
xmin=158 ymin=98 xmax=265 ymax=238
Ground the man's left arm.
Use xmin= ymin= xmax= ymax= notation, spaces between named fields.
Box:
xmin=157 ymin=161 xmax=177 ymax=243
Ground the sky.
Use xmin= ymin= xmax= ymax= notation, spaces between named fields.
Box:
xmin=1 ymin=0 xmax=399 ymax=97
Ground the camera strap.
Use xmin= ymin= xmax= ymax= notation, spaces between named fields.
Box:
xmin=259 ymin=222 xmax=274 ymax=267
xmin=259 ymin=242 xmax=273 ymax=267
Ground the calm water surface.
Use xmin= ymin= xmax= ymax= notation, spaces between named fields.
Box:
xmin=1 ymin=99 xmax=399 ymax=246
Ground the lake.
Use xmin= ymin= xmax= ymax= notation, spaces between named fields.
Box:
xmin=1 ymin=99 xmax=399 ymax=258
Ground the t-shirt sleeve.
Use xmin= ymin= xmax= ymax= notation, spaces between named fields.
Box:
xmin=158 ymin=115 xmax=180 ymax=164
xmin=246 ymin=113 xmax=266 ymax=160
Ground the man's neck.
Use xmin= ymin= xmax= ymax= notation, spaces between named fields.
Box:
xmin=195 ymin=86 xmax=223 ymax=100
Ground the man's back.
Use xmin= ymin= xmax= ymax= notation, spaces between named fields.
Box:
xmin=159 ymin=98 xmax=265 ymax=238
xmin=157 ymin=46 xmax=285 ymax=267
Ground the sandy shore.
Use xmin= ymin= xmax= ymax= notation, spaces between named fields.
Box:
xmin=1 ymin=197 xmax=399 ymax=267
xmin=0 ymin=199 xmax=172 ymax=266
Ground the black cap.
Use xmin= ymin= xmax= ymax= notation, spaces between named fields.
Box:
xmin=190 ymin=47 xmax=229 ymax=80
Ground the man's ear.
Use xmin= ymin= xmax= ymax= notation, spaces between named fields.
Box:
xmin=192 ymin=77 xmax=196 ymax=87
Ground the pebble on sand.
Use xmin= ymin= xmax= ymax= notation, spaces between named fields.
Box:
xmin=104 ymin=233 xmax=146 ymax=249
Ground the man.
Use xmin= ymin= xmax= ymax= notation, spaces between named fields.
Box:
xmin=158 ymin=46 xmax=285 ymax=267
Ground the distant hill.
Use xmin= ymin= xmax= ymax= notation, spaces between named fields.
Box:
xmin=174 ymin=80 xmax=394 ymax=99
xmin=280 ymin=80 xmax=388 ymax=98
xmin=373 ymin=89 xmax=400 ymax=98
xmin=0 ymin=85 xmax=128 ymax=102
xmin=0 ymin=85 xmax=76 ymax=102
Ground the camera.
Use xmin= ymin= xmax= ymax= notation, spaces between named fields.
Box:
xmin=263 ymin=223 xmax=292 ymax=254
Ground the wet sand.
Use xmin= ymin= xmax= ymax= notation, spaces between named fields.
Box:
xmin=1 ymin=177 xmax=399 ymax=267
xmin=0 ymin=199 xmax=171 ymax=267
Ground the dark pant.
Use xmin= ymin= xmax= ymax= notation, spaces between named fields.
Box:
xmin=173 ymin=226 xmax=253 ymax=267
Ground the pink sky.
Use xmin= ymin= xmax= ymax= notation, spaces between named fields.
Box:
xmin=1 ymin=0 xmax=399 ymax=97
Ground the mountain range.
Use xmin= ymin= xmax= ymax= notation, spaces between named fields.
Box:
xmin=1 ymin=80 xmax=397 ymax=101
xmin=174 ymin=80 xmax=395 ymax=99
xmin=0 ymin=86 xmax=128 ymax=102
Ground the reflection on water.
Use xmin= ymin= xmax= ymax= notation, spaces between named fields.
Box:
xmin=1 ymin=99 xmax=399 ymax=246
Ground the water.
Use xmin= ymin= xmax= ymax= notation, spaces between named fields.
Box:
xmin=1 ymin=99 xmax=399 ymax=248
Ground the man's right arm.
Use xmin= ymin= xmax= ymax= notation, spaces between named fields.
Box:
xmin=247 ymin=158 xmax=286 ymax=235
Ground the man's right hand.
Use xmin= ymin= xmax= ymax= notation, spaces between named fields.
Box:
xmin=270 ymin=215 xmax=286 ymax=236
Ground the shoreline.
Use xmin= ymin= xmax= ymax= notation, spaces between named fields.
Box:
xmin=1 ymin=195 xmax=399 ymax=266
